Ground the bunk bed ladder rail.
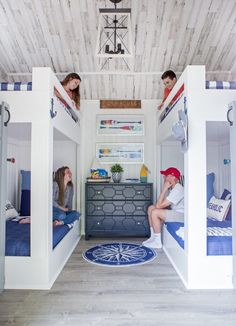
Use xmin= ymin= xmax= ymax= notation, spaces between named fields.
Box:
xmin=50 ymin=98 xmax=57 ymax=119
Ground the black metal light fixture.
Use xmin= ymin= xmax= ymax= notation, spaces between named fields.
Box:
xmin=95 ymin=0 xmax=133 ymax=59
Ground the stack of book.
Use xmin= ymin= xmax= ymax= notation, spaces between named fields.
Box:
xmin=86 ymin=177 xmax=111 ymax=183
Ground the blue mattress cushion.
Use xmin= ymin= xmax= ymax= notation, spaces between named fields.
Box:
xmin=220 ymin=189 xmax=232 ymax=220
xmin=5 ymin=220 xmax=72 ymax=256
xmin=5 ymin=221 xmax=31 ymax=256
xmin=165 ymin=222 xmax=184 ymax=249
xmin=207 ymin=218 xmax=232 ymax=255
xmin=0 ymin=82 xmax=32 ymax=91
xmin=165 ymin=219 xmax=232 ymax=255
xmin=20 ymin=170 xmax=31 ymax=216
xmin=206 ymin=81 xmax=236 ymax=89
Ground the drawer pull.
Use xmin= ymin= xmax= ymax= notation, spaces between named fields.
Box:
xmin=96 ymin=222 xmax=100 ymax=225
xmin=137 ymin=222 xmax=141 ymax=225
xmin=97 ymin=206 xmax=102 ymax=210
xmin=96 ymin=191 xmax=101 ymax=195
xmin=137 ymin=191 xmax=142 ymax=194
xmin=137 ymin=206 xmax=142 ymax=210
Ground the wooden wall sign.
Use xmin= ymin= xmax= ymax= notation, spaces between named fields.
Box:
xmin=100 ymin=100 xmax=141 ymax=109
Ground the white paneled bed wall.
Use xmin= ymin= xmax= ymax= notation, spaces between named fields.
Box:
xmin=156 ymin=65 xmax=235 ymax=289
xmin=2 ymin=68 xmax=82 ymax=289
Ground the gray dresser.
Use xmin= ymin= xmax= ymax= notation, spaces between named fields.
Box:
xmin=85 ymin=182 xmax=153 ymax=239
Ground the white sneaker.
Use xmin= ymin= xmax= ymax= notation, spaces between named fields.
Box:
xmin=142 ymin=237 xmax=154 ymax=246
xmin=144 ymin=240 xmax=162 ymax=249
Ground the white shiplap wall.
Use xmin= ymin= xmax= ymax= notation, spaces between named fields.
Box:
xmin=80 ymin=99 xmax=158 ymax=231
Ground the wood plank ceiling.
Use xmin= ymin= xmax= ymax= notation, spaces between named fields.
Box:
xmin=0 ymin=0 xmax=236 ymax=99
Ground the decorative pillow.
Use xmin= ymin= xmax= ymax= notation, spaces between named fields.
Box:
xmin=21 ymin=170 xmax=31 ymax=190
xmin=207 ymin=196 xmax=231 ymax=222
xmin=5 ymin=200 xmax=19 ymax=220
xmin=206 ymin=173 xmax=215 ymax=204
xmin=220 ymin=189 xmax=232 ymax=220
xmin=20 ymin=170 xmax=31 ymax=216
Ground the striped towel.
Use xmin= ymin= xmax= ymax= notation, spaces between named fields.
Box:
xmin=207 ymin=227 xmax=232 ymax=237
xmin=0 ymin=82 xmax=32 ymax=91
xmin=206 ymin=81 xmax=236 ymax=89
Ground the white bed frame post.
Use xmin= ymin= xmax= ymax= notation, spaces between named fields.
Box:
xmin=184 ymin=66 xmax=208 ymax=288
xmin=229 ymin=101 xmax=236 ymax=287
xmin=3 ymin=67 xmax=81 ymax=289
xmin=31 ymin=68 xmax=54 ymax=285
xmin=159 ymin=65 xmax=234 ymax=289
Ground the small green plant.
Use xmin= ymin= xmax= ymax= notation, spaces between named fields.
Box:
xmin=110 ymin=164 xmax=124 ymax=173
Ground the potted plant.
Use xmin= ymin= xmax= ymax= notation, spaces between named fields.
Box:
xmin=110 ymin=164 xmax=124 ymax=183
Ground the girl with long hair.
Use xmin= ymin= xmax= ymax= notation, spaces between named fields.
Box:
xmin=53 ymin=166 xmax=80 ymax=226
xmin=55 ymin=73 xmax=81 ymax=110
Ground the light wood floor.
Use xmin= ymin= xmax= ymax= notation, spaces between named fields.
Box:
xmin=1 ymin=237 xmax=236 ymax=326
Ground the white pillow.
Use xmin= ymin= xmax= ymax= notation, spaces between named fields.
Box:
xmin=5 ymin=200 xmax=19 ymax=220
xmin=207 ymin=196 xmax=231 ymax=222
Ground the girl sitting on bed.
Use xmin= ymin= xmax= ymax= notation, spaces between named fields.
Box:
xmin=54 ymin=73 xmax=81 ymax=110
xmin=19 ymin=166 xmax=80 ymax=226
xmin=52 ymin=166 xmax=80 ymax=227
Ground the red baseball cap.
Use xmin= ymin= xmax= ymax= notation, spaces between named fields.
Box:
xmin=160 ymin=167 xmax=181 ymax=180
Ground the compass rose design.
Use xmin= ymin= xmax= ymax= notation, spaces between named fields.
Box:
xmin=83 ymin=243 xmax=157 ymax=267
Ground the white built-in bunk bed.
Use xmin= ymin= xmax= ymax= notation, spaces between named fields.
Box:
xmin=1 ymin=67 xmax=81 ymax=289
xmin=157 ymin=65 xmax=235 ymax=289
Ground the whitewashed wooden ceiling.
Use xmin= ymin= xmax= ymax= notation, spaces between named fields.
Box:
xmin=0 ymin=0 xmax=236 ymax=99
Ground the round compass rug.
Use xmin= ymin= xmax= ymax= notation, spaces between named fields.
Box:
xmin=82 ymin=242 xmax=157 ymax=267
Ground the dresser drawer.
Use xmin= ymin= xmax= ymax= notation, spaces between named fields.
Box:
xmin=86 ymin=215 xmax=149 ymax=234
xmin=86 ymin=215 xmax=126 ymax=232
xmin=86 ymin=200 xmax=151 ymax=216
xmin=86 ymin=183 xmax=152 ymax=200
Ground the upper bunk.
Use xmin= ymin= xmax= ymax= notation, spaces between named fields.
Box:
xmin=0 ymin=67 xmax=80 ymax=144
xmin=156 ymin=65 xmax=236 ymax=145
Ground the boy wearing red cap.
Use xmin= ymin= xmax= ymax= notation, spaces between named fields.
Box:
xmin=143 ymin=167 xmax=184 ymax=249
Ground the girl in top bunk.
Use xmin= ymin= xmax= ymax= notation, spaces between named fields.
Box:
xmin=142 ymin=167 xmax=184 ymax=249
xmin=53 ymin=166 xmax=80 ymax=227
xmin=55 ymin=73 xmax=81 ymax=110
xmin=158 ymin=70 xmax=177 ymax=110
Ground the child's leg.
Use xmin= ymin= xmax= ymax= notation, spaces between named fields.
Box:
xmin=53 ymin=206 xmax=66 ymax=221
xmin=63 ymin=210 xmax=80 ymax=224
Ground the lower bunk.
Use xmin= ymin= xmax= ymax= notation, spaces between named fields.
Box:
xmin=163 ymin=219 xmax=233 ymax=289
xmin=165 ymin=218 xmax=232 ymax=255
xmin=5 ymin=219 xmax=81 ymax=289
xmin=6 ymin=220 xmax=73 ymax=256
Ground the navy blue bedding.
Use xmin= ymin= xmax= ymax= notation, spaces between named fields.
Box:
xmin=165 ymin=218 xmax=232 ymax=256
xmin=5 ymin=220 xmax=71 ymax=256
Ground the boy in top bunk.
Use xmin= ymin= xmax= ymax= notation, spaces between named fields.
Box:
xmin=54 ymin=73 xmax=81 ymax=110
xmin=158 ymin=70 xmax=177 ymax=110
xmin=142 ymin=167 xmax=184 ymax=249
xmin=53 ymin=166 xmax=80 ymax=227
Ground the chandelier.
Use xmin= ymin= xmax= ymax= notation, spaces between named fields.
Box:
xmin=95 ymin=0 xmax=133 ymax=61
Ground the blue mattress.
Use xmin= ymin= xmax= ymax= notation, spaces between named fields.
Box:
xmin=165 ymin=218 xmax=232 ymax=256
xmin=205 ymin=81 xmax=236 ymax=89
xmin=5 ymin=220 xmax=71 ymax=256
xmin=0 ymin=82 xmax=32 ymax=91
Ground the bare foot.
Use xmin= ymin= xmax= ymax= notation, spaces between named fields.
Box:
xmin=19 ymin=217 xmax=31 ymax=224
xmin=53 ymin=220 xmax=64 ymax=227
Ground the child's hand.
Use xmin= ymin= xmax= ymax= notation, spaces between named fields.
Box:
xmin=163 ymin=181 xmax=172 ymax=191
xmin=158 ymin=103 xmax=163 ymax=110
xmin=71 ymin=100 xmax=76 ymax=107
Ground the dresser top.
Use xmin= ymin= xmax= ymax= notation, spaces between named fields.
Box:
xmin=86 ymin=182 xmax=153 ymax=185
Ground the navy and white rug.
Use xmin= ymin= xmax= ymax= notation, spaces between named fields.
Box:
xmin=83 ymin=242 xmax=157 ymax=267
